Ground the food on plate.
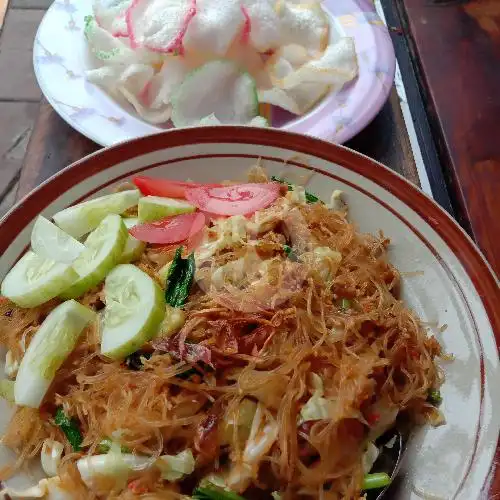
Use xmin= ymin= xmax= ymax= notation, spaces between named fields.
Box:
xmin=0 ymin=168 xmax=444 ymax=499
xmin=84 ymin=0 xmax=358 ymax=126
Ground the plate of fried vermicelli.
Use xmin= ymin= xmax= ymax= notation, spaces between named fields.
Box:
xmin=0 ymin=127 xmax=498 ymax=500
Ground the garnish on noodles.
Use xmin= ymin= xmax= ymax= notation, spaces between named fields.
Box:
xmin=0 ymin=168 xmax=445 ymax=499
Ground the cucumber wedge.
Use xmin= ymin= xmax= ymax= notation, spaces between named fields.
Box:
xmin=101 ymin=264 xmax=166 ymax=359
xmin=53 ymin=190 xmax=141 ymax=238
xmin=31 ymin=216 xmax=85 ymax=264
xmin=171 ymin=60 xmax=258 ymax=127
xmin=1 ymin=251 xmax=78 ymax=308
xmin=138 ymin=196 xmax=196 ymax=223
xmin=60 ymin=214 xmax=128 ymax=299
xmin=14 ymin=300 xmax=95 ymax=408
xmin=120 ymin=218 xmax=146 ymax=263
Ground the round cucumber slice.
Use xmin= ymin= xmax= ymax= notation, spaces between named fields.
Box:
xmin=60 ymin=214 xmax=128 ymax=299
xmin=101 ymin=264 xmax=166 ymax=359
xmin=31 ymin=216 xmax=85 ymax=264
xmin=1 ymin=251 xmax=79 ymax=308
xmin=171 ymin=60 xmax=259 ymax=127
xmin=120 ymin=218 xmax=146 ymax=263
xmin=138 ymin=196 xmax=196 ymax=223
xmin=14 ymin=300 xmax=95 ymax=408
xmin=53 ymin=190 xmax=141 ymax=239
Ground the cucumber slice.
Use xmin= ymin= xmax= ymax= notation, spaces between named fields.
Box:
xmin=1 ymin=251 xmax=79 ymax=308
xmin=171 ymin=60 xmax=258 ymax=127
xmin=60 ymin=214 xmax=128 ymax=299
xmin=138 ymin=195 xmax=196 ymax=223
xmin=31 ymin=216 xmax=85 ymax=264
xmin=120 ymin=218 xmax=146 ymax=263
xmin=14 ymin=300 xmax=95 ymax=408
xmin=53 ymin=190 xmax=141 ymax=238
xmin=101 ymin=264 xmax=166 ymax=359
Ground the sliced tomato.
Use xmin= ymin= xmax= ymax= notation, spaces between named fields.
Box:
xmin=129 ymin=212 xmax=206 ymax=244
xmin=133 ymin=176 xmax=221 ymax=199
xmin=185 ymin=183 xmax=280 ymax=216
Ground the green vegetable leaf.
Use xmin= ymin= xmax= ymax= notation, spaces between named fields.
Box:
xmin=283 ymin=244 xmax=298 ymax=262
xmin=193 ymin=485 xmax=245 ymax=500
xmin=165 ymin=247 xmax=196 ymax=308
xmin=54 ymin=407 xmax=83 ymax=451
xmin=362 ymin=472 xmax=391 ymax=490
xmin=305 ymin=191 xmax=319 ymax=204
xmin=271 ymin=176 xmax=319 ymax=204
xmin=427 ymin=388 xmax=442 ymax=406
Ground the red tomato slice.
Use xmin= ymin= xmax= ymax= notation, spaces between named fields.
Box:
xmin=129 ymin=212 xmax=206 ymax=244
xmin=133 ymin=176 xmax=221 ymax=199
xmin=185 ymin=183 xmax=280 ymax=216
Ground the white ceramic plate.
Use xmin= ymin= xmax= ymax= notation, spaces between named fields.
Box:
xmin=33 ymin=0 xmax=395 ymax=147
xmin=1 ymin=127 xmax=499 ymax=498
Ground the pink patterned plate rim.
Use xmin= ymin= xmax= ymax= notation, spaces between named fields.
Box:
xmin=33 ymin=0 xmax=395 ymax=147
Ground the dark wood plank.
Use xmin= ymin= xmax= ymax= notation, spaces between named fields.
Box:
xmin=19 ymin=93 xmax=421 ymax=201
xmin=346 ymin=87 xmax=420 ymax=185
xmin=380 ymin=0 xmax=455 ymax=215
xmin=396 ymin=0 xmax=500 ymax=275
xmin=18 ymin=99 xmax=99 ymax=200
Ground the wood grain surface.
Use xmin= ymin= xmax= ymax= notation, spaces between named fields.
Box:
xmin=17 ymin=89 xmax=419 ymax=200
xmin=397 ymin=0 xmax=500 ymax=276
xmin=395 ymin=1 xmax=500 ymax=495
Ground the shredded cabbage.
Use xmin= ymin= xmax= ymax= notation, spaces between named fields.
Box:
xmin=156 ymin=449 xmax=195 ymax=481
xmin=299 ymin=373 xmax=331 ymax=423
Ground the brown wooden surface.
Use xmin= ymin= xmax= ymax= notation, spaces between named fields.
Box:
xmin=397 ymin=0 xmax=500 ymax=276
xmin=17 ymin=88 xmax=419 ymax=200
xmin=395 ymin=1 xmax=500 ymax=496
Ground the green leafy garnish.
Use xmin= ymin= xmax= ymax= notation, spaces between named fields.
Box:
xmin=283 ymin=244 xmax=298 ymax=261
xmin=54 ymin=407 xmax=83 ymax=451
xmin=271 ymin=176 xmax=319 ymax=204
xmin=193 ymin=485 xmax=245 ymax=500
xmin=97 ymin=437 xmax=131 ymax=454
xmin=165 ymin=247 xmax=195 ymax=308
xmin=304 ymin=191 xmax=319 ymax=204
xmin=427 ymin=388 xmax=442 ymax=406
xmin=362 ymin=472 xmax=391 ymax=490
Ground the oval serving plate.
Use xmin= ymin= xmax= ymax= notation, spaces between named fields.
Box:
xmin=33 ymin=0 xmax=395 ymax=147
xmin=0 ymin=127 xmax=498 ymax=498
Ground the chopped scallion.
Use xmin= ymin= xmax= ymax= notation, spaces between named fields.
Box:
xmin=427 ymin=388 xmax=442 ymax=406
xmin=362 ymin=472 xmax=391 ymax=490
